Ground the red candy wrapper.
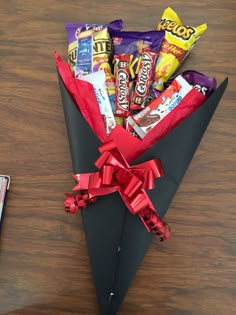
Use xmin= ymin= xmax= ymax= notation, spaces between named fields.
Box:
xmin=114 ymin=54 xmax=130 ymax=118
xmin=111 ymin=30 xmax=165 ymax=80
xmin=128 ymin=75 xmax=193 ymax=138
xmin=130 ymin=50 xmax=157 ymax=110
xmin=125 ymin=119 xmax=140 ymax=138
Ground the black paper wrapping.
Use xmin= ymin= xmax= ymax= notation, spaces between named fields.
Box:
xmin=58 ymin=73 xmax=228 ymax=315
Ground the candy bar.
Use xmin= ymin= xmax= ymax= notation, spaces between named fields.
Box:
xmin=65 ymin=23 xmax=104 ymax=72
xmin=127 ymin=75 xmax=192 ymax=138
xmin=114 ymin=54 xmax=130 ymax=118
xmin=130 ymin=50 xmax=157 ymax=110
xmin=180 ymin=70 xmax=216 ymax=97
xmin=93 ymin=27 xmax=116 ymax=112
xmin=75 ymin=29 xmax=93 ymax=77
xmin=80 ymin=70 xmax=116 ymax=134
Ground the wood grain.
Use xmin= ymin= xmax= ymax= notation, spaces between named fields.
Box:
xmin=0 ymin=1 xmax=235 ymax=314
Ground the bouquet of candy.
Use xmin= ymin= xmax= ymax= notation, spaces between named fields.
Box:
xmin=55 ymin=7 xmax=228 ymax=315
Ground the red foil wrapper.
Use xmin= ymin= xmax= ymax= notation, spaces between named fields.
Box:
xmin=114 ymin=54 xmax=130 ymax=118
xmin=130 ymin=49 xmax=157 ymax=111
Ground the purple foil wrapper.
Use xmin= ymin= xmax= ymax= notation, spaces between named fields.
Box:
xmin=166 ymin=70 xmax=217 ymax=97
xmin=65 ymin=20 xmax=123 ymax=46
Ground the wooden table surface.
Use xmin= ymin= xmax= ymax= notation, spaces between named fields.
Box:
xmin=0 ymin=1 xmax=235 ymax=314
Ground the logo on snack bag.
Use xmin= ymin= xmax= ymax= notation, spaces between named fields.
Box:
xmin=194 ymin=84 xmax=208 ymax=95
xmin=112 ymin=37 xmax=122 ymax=45
xmin=158 ymin=19 xmax=195 ymax=41
xmin=75 ymin=24 xmax=104 ymax=39
xmin=93 ymin=39 xmax=112 ymax=56
xmin=68 ymin=45 xmax=77 ymax=67
xmin=135 ymin=52 xmax=152 ymax=96
xmin=117 ymin=69 xmax=129 ymax=110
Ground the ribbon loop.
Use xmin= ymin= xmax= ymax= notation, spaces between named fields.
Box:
xmin=64 ymin=140 xmax=170 ymax=241
xmin=95 ymin=151 xmax=110 ymax=169
xmin=123 ymin=175 xmax=143 ymax=198
xmin=102 ymin=165 xmax=115 ymax=185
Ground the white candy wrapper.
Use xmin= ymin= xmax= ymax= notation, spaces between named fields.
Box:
xmin=127 ymin=75 xmax=192 ymax=138
xmin=80 ymin=70 xmax=116 ymax=134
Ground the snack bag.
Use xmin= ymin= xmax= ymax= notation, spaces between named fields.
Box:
xmin=65 ymin=20 xmax=123 ymax=72
xmin=153 ymin=7 xmax=207 ymax=91
xmin=112 ymin=30 xmax=165 ymax=80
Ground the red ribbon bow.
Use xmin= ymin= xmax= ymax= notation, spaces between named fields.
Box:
xmin=64 ymin=140 xmax=170 ymax=241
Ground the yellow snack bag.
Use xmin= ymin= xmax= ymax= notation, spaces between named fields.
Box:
xmin=65 ymin=23 xmax=116 ymax=110
xmin=153 ymin=7 xmax=207 ymax=91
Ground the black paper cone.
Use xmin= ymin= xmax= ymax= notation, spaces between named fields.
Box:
xmin=58 ymin=73 xmax=228 ymax=315
xmin=59 ymin=73 xmax=129 ymax=315
xmin=107 ymin=78 xmax=228 ymax=315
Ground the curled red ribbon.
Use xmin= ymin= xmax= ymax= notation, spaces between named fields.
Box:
xmin=64 ymin=140 xmax=170 ymax=241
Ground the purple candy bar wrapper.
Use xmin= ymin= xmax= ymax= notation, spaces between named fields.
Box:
xmin=166 ymin=70 xmax=217 ymax=97
xmin=111 ymin=30 xmax=165 ymax=80
xmin=65 ymin=20 xmax=123 ymax=71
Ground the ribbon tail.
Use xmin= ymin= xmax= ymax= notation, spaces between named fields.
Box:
xmin=120 ymin=188 xmax=170 ymax=241
xmin=139 ymin=205 xmax=170 ymax=241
